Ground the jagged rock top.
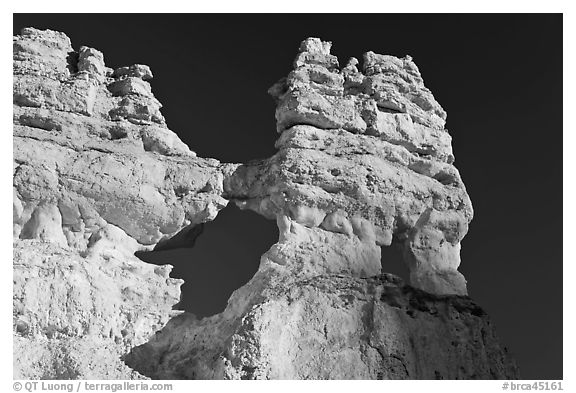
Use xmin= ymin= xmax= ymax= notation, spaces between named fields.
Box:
xmin=270 ymin=37 xmax=451 ymax=162
xmin=13 ymin=27 xmax=193 ymax=157
xmin=13 ymin=30 xmax=516 ymax=380
xmin=227 ymin=37 xmax=473 ymax=296
xmin=13 ymin=29 xmax=473 ymax=294
xmin=13 ymin=28 xmax=230 ymax=252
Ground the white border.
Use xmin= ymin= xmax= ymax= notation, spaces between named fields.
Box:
xmin=3 ymin=2 xmax=572 ymax=390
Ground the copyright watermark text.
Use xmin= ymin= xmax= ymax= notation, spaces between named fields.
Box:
xmin=13 ymin=382 xmax=172 ymax=392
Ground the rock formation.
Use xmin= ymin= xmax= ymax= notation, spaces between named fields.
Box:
xmin=13 ymin=27 xmax=226 ymax=379
xmin=13 ymin=29 xmax=518 ymax=379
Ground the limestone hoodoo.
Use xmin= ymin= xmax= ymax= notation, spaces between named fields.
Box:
xmin=13 ymin=29 xmax=517 ymax=380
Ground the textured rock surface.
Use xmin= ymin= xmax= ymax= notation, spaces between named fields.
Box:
xmin=13 ymin=30 xmax=517 ymax=379
xmin=126 ymin=274 xmax=516 ymax=379
xmin=13 ymin=28 xmax=227 ymax=379
xmin=13 ymin=240 xmax=179 ymax=379
xmin=228 ymin=37 xmax=472 ymax=296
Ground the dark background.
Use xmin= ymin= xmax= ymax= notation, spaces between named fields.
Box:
xmin=13 ymin=14 xmax=563 ymax=379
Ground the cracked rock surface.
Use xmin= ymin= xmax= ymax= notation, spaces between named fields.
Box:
xmin=13 ymin=30 xmax=518 ymax=379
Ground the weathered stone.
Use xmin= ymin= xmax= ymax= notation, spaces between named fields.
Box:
xmin=78 ymin=46 xmax=106 ymax=78
xmin=125 ymin=274 xmax=517 ymax=380
xmin=242 ymin=37 xmax=472 ymax=296
xmin=108 ymin=77 xmax=153 ymax=97
xmin=13 ymin=30 xmax=517 ymax=380
xmin=13 ymin=28 xmax=227 ymax=379
xmin=13 ymin=240 xmax=181 ymax=379
xmin=113 ymin=64 xmax=153 ymax=81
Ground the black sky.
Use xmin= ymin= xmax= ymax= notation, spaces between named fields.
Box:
xmin=13 ymin=14 xmax=563 ymax=380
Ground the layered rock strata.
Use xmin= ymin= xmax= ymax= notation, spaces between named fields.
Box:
xmin=13 ymin=28 xmax=226 ymax=379
xmin=246 ymin=38 xmax=472 ymax=296
xmin=13 ymin=30 xmax=517 ymax=379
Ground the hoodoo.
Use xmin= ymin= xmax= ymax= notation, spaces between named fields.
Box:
xmin=13 ymin=29 xmax=518 ymax=379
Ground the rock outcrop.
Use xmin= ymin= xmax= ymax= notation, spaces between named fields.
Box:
xmin=127 ymin=274 xmax=517 ymax=379
xmin=13 ymin=27 xmax=226 ymax=379
xmin=13 ymin=30 xmax=517 ymax=379
xmin=246 ymin=38 xmax=472 ymax=296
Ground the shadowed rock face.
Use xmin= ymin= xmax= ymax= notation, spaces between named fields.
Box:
xmin=126 ymin=274 xmax=517 ymax=380
xmin=13 ymin=30 xmax=517 ymax=380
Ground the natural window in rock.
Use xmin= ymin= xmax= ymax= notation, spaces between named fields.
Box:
xmin=135 ymin=204 xmax=278 ymax=318
xmin=380 ymin=238 xmax=410 ymax=283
